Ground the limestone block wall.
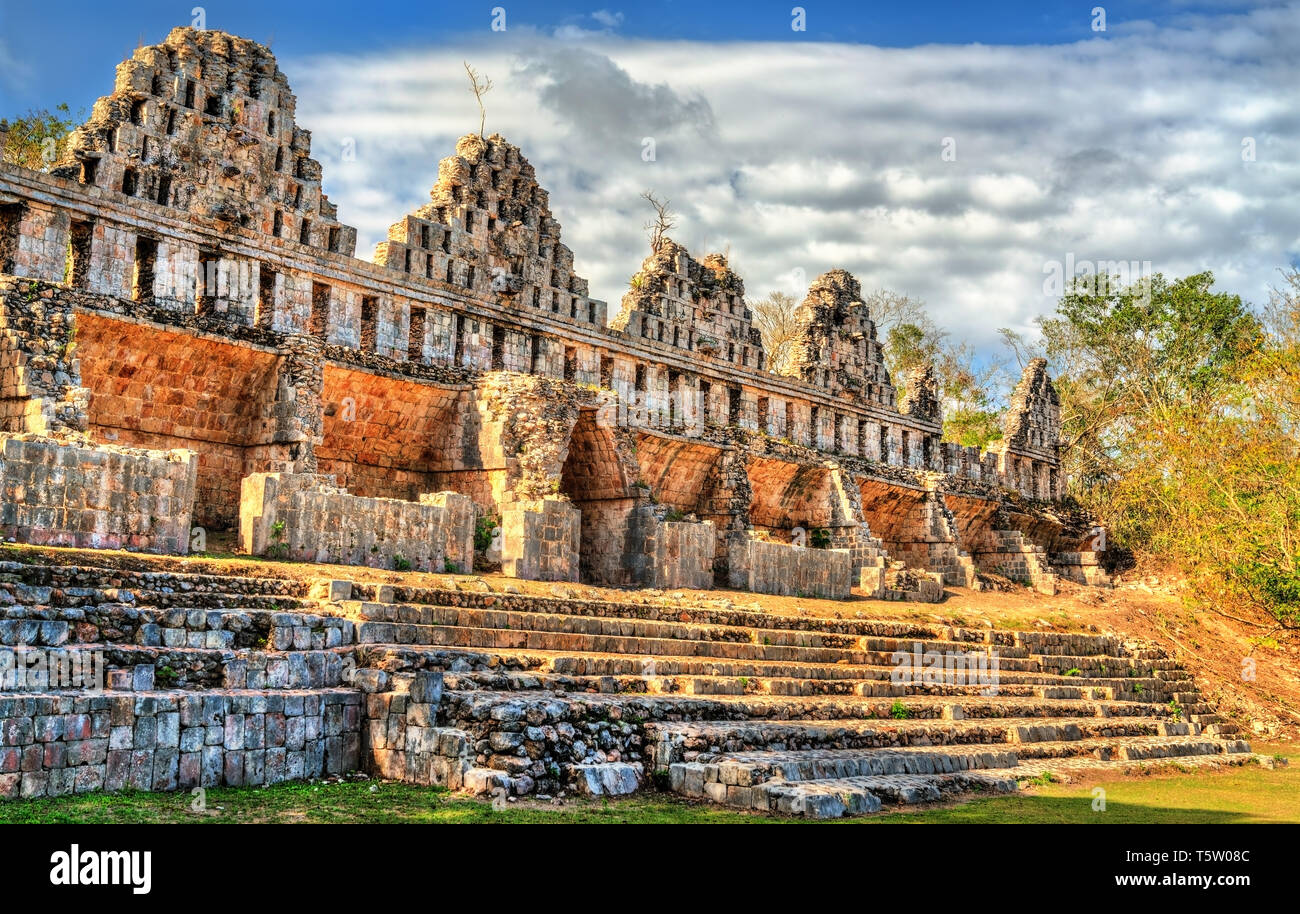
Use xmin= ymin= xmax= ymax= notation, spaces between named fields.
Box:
xmin=624 ymin=506 xmax=716 ymax=590
xmin=1051 ymin=551 xmax=1111 ymax=587
xmin=239 ymin=472 xmax=475 ymax=572
xmin=316 ymin=364 xmax=472 ymax=505
xmin=575 ymin=498 xmax=636 ymax=585
xmin=727 ymin=537 xmax=852 ymax=600
xmin=74 ymin=311 xmax=290 ymax=528
xmin=941 ymin=442 xmax=997 ymax=483
xmin=500 ymin=497 xmax=580 ymax=582
xmin=0 ymin=688 xmax=360 ymax=799
xmin=0 ymin=434 xmax=197 ymax=553
xmin=361 ymin=670 xmax=472 ymax=789
xmin=0 ymin=201 xmax=66 ymax=283
xmin=0 ymin=278 xmax=88 ymax=436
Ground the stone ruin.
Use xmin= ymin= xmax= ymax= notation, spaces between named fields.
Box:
xmin=0 ymin=26 xmax=1106 ymax=600
xmin=0 ymin=28 xmax=1263 ymax=814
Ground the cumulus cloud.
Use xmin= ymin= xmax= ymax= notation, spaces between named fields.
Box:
xmin=286 ymin=3 xmax=1300 ymax=356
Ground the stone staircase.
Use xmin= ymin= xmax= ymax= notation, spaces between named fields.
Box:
xmin=0 ymin=557 xmax=1275 ymax=815
xmin=0 ymin=560 xmax=360 ymax=797
xmin=340 ymin=579 xmax=1271 ymax=816
xmin=984 ymin=530 xmax=1061 ymax=595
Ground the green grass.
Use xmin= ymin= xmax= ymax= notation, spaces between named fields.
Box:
xmin=1 ymin=754 xmax=1295 ymax=823
xmin=0 ymin=780 xmax=793 ymax=824
xmin=879 ymin=759 xmax=1300 ymax=824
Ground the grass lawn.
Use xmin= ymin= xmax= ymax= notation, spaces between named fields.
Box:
xmin=2 ymin=745 xmax=1294 ymax=824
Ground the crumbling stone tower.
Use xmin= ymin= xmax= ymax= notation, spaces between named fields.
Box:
xmin=992 ymin=358 xmax=1062 ymax=499
xmin=614 ymin=240 xmax=764 ymax=371
xmin=375 ymin=133 xmax=606 ymax=369
xmin=52 ymin=28 xmax=354 ymax=322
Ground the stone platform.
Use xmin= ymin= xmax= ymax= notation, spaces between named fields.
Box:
xmin=0 ymin=556 xmax=1268 ymax=816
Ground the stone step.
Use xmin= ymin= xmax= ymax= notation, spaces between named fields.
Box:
xmin=0 ymin=605 xmax=353 ymax=650
xmin=1009 ymin=631 xmax=1126 ymax=656
xmin=355 ymin=621 xmax=900 ymax=666
xmin=678 ymin=735 xmax=1246 ymax=789
xmin=1 ymin=586 xmax=320 ymax=612
xmin=350 ymin=599 xmax=1058 ymax=661
xmin=353 ymin=621 xmax=1124 ymax=676
xmin=346 ymin=603 xmax=1197 ymax=682
xmin=674 ymin=745 xmax=1022 ymax=788
xmin=695 ymin=771 xmax=1021 ymax=817
xmin=1035 ymin=655 xmax=1187 ymax=676
xmin=435 ymin=667 xmax=1200 ymax=708
xmin=347 ymin=584 xmax=943 ymax=640
xmin=353 ymin=600 xmax=873 ymax=649
xmin=0 ymin=562 xmax=307 ymax=599
xmin=672 ymin=740 xmax=1264 ymax=818
xmin=445 ymin=688 xmax=1186 ymax=727
xmin=647 ymin=715 xmax=1202 ymax=768
xmin=347 ymin=598 xmax=1184 ymax=673
xmin=357 ymin=644 xmax=1199 ymax=700
xmin=0 ymin=643 xmax=353 ymax=691
xmin=439 ymin=689 xmax=1191 ymax=776
xmin=349 ymin=583 xmax=1142 ymax=658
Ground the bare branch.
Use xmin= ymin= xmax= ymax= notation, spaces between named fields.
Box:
xmin=640 ymin=191 xmax=676 ymax=251
xmin=463 ymin=62 xmax=494 ymax=138
xmin=751 ymin=291 xmax=801 ymax=375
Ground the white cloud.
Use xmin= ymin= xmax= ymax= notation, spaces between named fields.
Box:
xmin=590 ymin=10 xmax=624 ymax=29
xmin=286 ymin=3 xmax=1300 ymax=359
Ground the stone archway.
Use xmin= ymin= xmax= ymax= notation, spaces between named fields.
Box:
xmin=558 ymin=409 xmax=634 ymax=584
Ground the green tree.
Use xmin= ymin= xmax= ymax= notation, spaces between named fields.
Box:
xmin=1038 ymin=269 xmax=1299 ymax=628
xmin=1 ymin=105 xmax=79 ymax=171
xmin=886 ymin=322 xmax=937 ymax=378
xmin=1040 ymin=270 xmax=1261 ymax=493
xmin=874 ymin=291 xmax=1008 ymax=449
xmin=938 ymin=342 xmax=1004 ymax=449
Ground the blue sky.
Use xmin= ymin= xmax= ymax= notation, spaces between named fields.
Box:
xmin=0 ymin=1 xmax=1265 ymax=117
xmin=1 ymin=1 xmax=1296 ymax=375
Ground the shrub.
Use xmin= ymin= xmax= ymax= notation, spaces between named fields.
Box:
xmin=474 ymin=515 xmax=499 ymax=552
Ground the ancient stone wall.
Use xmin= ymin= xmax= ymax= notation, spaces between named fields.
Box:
xmin=971 ymin=529 xmax=1059 ymax=594
xmin=782 ymin=270 xmax=898 ymax=411
xmin=0 ymin=687 xmax=360 ymax=798
xmin=624 ymin=506 xmax=717 ymax=590
xmin=52 ymin=28 xmax=355 ymax=265
xmin=76 ymin=311 xmax=287 ymax=527
xmin=0 ymin=434 xmax=197 ymax=553
xmin=989 ymin=358 xmax=1062 ymax=500
xmin=239 ymin=472 xmax=476 ymax=572
xmin=377 ymin=135 xmax=606 ymax=334
xmin=0 ymin=278 xmax=87 ymax=436
xmin=500 ymin=498 xmax=581 ymax=583
xmin=613 ymin=240 xmax=763 ymax=372
xmin=728 ymin=538 xmax=853 ymax=599
xmin=316 ymin=365 xmax=475 ymax=504
xmin=361 ymin=671 xmax=471 ymax=790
